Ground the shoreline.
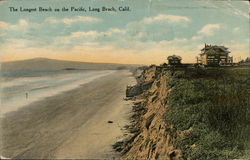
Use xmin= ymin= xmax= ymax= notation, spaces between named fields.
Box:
xmin=1 ymin=70 xmax=136 ymax=159
xmin=0 ymin=70 xmax=116 ymax=118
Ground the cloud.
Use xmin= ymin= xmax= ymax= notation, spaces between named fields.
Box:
xmin=1 ymin=38 xmax=34 ymax=49
xmin=107 ymin=28 xmax=126 ymax=34
xmin=1 ymin=14 xmax=191 ymax=51
xmin=55 ymin=28 xmax=125 ymax=41
xmin=51 ymin=28 xmax=126 ymax=50
xmin=143 ymin=14 xmax=190 ymax=24
xmin=225 ymin=2 xmax=248 ymax=19
xmin=0 ymin=21 xmax=9 ymax=28
xmin=191 ymin=36 xmax=202 ymax=41
xmin=45 ymin=16 xmax=102 ymax=25
xmin=198 ymin=24 xmax=221 ymax=36
xmin=134 ymin=32 xmax=148 ymax=39
xmin=0 ymin=19 xmax=29 ymax=30
xmin=124 ymin=14 xmax=191 ymax=42
xmin=70 ymin=31 xmax=100 ymax=38
xmin=233 ymin=27 xmax=240 ymax=33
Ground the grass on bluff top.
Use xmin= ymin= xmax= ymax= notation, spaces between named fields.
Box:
xmin=166 ymin=68 xmax=250 ymax=160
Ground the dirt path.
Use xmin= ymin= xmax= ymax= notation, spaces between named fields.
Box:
xmin=1 ymin=70 xmax=135 ymax=159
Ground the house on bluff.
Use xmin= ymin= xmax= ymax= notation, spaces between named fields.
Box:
xmin=167 ymin=55 xmax=182 ymax=65
xmin=199 ymin=44 xmax=233 ymax=66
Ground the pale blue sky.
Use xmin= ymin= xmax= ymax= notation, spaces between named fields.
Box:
xmin=0 ymin=0 xmax=249 ymax=64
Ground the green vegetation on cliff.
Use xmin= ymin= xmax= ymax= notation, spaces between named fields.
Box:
xmin=166 ymin=68 xmax=250 ymax=160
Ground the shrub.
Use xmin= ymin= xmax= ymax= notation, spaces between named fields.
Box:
xmin=166 ymin=68 xmax=250 ymax=159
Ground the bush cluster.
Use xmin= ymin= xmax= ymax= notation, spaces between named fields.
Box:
xmin=166 ymin=69 xmax=250 ymax=160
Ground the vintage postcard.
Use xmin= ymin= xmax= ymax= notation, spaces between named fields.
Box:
xmin=0 ymin=0 xmax=249 ymax=159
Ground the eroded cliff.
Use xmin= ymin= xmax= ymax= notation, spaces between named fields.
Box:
xmin=115 ymin=66 xmax=250 ymax=160
xmin=114 ymin=66 xmax=184 ymax=160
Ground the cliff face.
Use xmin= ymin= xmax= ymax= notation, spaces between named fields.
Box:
xmin=115 ymin=66 xmax=183 ymax=160
xmin=117 ymin=66 xmax=250 ymax=160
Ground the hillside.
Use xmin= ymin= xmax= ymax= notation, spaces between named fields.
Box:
xmin=115 ymin=66 xmax=250 ymax=160
xmin=1 ymin=58 xmax=138 ymax=71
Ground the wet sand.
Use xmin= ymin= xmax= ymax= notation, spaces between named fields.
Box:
xmin=0 ymin=70 xmax=135 ymax=159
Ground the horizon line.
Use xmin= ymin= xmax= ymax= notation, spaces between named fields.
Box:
xmin=1 ymin=57 xmax=146 ymax=66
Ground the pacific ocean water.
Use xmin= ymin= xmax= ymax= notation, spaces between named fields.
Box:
xmin=0 ymin=69 xmax=115 ymax=117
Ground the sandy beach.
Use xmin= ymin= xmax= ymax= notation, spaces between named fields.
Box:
xmin=0 ymin=70 xmax=135 ymax=159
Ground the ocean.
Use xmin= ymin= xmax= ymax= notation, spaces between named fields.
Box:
xmin=0 ymin=69 xmax=115 ymax=117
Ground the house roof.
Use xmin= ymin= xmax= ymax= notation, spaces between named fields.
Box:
xmin=201 ymin=45 xmax=230 ymax=55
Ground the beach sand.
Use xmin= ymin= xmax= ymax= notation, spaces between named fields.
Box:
xmin=0 ymin=70 xmax=135 ymax=159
